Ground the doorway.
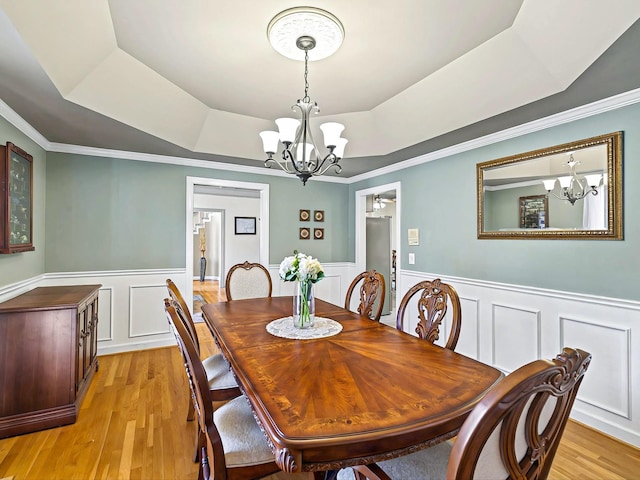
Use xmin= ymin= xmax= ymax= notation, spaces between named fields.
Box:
xmin=355 ymin=182 xmax=401 ymax=325
xmin=185 ymin=177 xmax=270 ymax=315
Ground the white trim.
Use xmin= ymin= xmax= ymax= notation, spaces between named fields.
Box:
xmin=128 ymin=283 xmax=171 ymax=338
xmin=98 ymin=286 xmax=115 ymax=342
xmin=186 ymin=176 xmax=270 ymax=313
xmin=400 ymin=269 xmax=640 ymax=311
xmin=47 ymin=142 xmax=349 ymax=183
xmin=354 ymin=182 xmax=402 ymax=315
xmin=44 ymin=268 xmax=184 ymax=279
xmin=0 ymin=99 xmax=50 ymax=150
xmin=348 ymin=87 xmax=640 ymax=183
xmin=2 ymin=88 xmax=639 ymax=182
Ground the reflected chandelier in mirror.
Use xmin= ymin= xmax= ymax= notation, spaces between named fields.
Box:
xmin=477 ymin=132 xmax=622 ymax=239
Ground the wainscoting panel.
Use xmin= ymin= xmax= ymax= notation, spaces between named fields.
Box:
xmin=456 ymin=296 xmax=479 ymax=358
xmin=399 ymin=269 xmax=640 ymax=448
xmin=492 ymin=303 xmax=541 ymax=373
xmin=97 ymin=287 xmax=113 ymax=342
xmin=129 ymin=284 xmax=171 ymax=338
xmin=268 ymin=263 xmax=356 ymax=308
xmin=561 ymin=316 xmax=631 ymax=419
xmin=38 ymin=269 xmax=183 ymax=355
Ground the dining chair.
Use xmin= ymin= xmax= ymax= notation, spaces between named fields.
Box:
xmin=165 ymin=280 xmax=241 ymax=403
xmin=396 ymin=278 xmax=461 ymax=350
xmin=165 ymin=280 xmax=241 ymax=463
xmin=348 ymin=347 xmax=592 ymax=480
xmin=225 ymin=261 xmax=273 ymax=301
xmin=165 ymin=302 xmax=287 ymax=480
xmin=344 ymin=270 xmax=386 ymax=321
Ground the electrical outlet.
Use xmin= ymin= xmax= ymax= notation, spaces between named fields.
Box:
xmin=408 ymin=253 xmax=415 ymax=264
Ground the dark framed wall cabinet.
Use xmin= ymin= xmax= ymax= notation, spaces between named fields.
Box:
xmin=0 ymin=142 xmax=34 ymax=253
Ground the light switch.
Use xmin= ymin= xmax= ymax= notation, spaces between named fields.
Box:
xmin=408 ymin=253 xmax=415 ymax=264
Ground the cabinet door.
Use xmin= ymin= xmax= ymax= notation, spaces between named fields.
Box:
xmin=76 ymin=306 xmax=89 ymax=392
xmin=87 ymin=295 xmax=99 ymax=368
xmin=0 ymin=142 xmax=34 ymax=253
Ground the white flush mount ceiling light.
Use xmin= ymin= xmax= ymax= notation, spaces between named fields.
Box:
xmin=260 ymin=7 xmax=347 ymax=185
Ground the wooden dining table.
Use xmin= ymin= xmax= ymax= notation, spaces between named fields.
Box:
xmin=201 ymin=296 xmax=503 ymax=477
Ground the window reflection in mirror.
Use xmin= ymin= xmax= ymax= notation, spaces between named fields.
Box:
xmin=477 ymin=132 xmax=622 ymax=239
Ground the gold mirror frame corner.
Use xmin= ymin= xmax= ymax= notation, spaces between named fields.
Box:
xmin=477 ymin=131 xmax=623 ymax=240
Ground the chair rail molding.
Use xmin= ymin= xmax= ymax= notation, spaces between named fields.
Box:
xmin=398 ymin=268 xmax=640 ymax=449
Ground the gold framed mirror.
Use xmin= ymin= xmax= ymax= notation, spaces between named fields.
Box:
xmin=477 ymin=131 xmax=623 ymax=239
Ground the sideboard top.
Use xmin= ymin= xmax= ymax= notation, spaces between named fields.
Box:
xmin=0 ymin=285 xmax=102 ymax=312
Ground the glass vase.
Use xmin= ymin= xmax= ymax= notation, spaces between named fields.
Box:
xmin=293 ymin=281 xmax=315 ymax=329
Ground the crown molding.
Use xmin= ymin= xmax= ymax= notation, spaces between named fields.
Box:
xmin=349 ymin=87 xmax=640 ymax=183
xmin=2 ymin=88 xmax=640 ymax=184
xmin=0 ymin=99 xmax=50 ymax=150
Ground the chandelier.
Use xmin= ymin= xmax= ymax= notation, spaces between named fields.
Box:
xmin=260 ymin=7 xmax=347 ymax=185
xmin=542 ymin=153 xmax=603 ymax=206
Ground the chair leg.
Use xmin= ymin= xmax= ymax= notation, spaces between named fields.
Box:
xmin=200 ymin=446 xmax=208 ymax=480
xmin=186 ymin=396 xmax=195 ymax=421
xmin=352 ymin=464 xmax=391 ymax=480
xmin=192 ymin=424 xmax=200 ymax=463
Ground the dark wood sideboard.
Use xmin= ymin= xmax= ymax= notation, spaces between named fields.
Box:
xmin=0 ymin=284 xmax=101 ymax=438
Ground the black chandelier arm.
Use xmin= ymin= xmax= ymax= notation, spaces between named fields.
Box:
xmin=265 ymin=151 xmax=296 ymax=174
xmin=312 ymin=150 xmax=342 ymax=176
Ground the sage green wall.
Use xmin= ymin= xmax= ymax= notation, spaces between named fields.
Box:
xmin=44 ymin=153 xmax=350 ymax=272
xmin=350 ymin=102 xmax=640 ymax=301
xmin=0 ymin=118 xmax=46 ymax=288
xmin=485 ymin=185 xmax=582 ymax=230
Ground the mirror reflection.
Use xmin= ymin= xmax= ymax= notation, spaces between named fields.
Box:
xmin=477 ymin=132 xmax=622 ymax=239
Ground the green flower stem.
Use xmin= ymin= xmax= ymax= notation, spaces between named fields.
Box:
xmin=298 ymin=281 xmax=312 ymax=327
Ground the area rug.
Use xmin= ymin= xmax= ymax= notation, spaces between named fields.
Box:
xmin=193 ymin=294 xmax=205 ymax=323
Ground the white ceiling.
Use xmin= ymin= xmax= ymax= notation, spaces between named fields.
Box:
xmin=0 ymin=1 xmax=639 ymax=177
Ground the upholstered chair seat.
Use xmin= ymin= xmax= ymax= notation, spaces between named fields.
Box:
xmin=215 ymin=395 xmax=276 ymax=468
xmin=202 ymin=354 xmax=238 ymax=392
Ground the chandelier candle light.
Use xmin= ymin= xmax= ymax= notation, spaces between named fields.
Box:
xmin=260 ymin=7 xmax=348 ymax=185
xmin=279 ymin=251 xmax=325 ymax=329
xmin=542 ymin=153 xmax=603 ymax=206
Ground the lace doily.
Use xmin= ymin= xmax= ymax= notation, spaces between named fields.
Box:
xmin=266 ymin=316 xmax=343 ymax=340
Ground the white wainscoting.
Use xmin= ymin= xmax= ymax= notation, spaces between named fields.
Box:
xmin=398 ymin=269 xmax=640 ymax=448
xmin=37 ymin=269 xmax=186 ymax=355
xmin=0 ymin=266 xmax=357 ymax=357
xmin=267 ymin=262 xmax=358 ymax=308
xmin=1 ymin=265 xmax=637 ymax=447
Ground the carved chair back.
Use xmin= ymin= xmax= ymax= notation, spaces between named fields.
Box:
xmin=447 ymin=347 xmax=592 ymax=479
xmin=396 ymin=278 xmax=461 ymax=350
xmin=166 ymin=278 xmax=201 ymax=354
xmin=164 ymin=302 xmax=281 ymax=480
xmin=225 ymin=261 xmax=273 ymax=301
xmin=344 ymin=270 xmax=386 ymax=321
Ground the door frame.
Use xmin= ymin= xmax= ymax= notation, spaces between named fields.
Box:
xmin=355 ymin=181 xmax=401 ymax=314
xmin=186 ymin=176 xmax=270 ymax=313
xmin=193 ymin=208 xmax=225 ymax=280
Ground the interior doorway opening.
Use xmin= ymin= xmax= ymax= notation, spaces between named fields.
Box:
xmin=186 ymin=177 xmax=270 ymax=316
xmin=355 ymin=182 xmax=401 ymax=326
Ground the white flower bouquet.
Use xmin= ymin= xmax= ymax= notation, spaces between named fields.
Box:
xmin=279 ymin=251 xmax=324 ymax=328
xmin=279 ymin=251 xmax=325 ymax=284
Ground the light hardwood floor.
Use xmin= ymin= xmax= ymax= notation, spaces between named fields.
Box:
xmin=0 ymin=280 xmax=637 ymax=479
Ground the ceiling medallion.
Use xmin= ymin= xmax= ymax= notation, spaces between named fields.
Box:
xmin=260 ymin=7 xmax=348 ymax=185
xmin=267 ymin=7 xmax=344 ymax=61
